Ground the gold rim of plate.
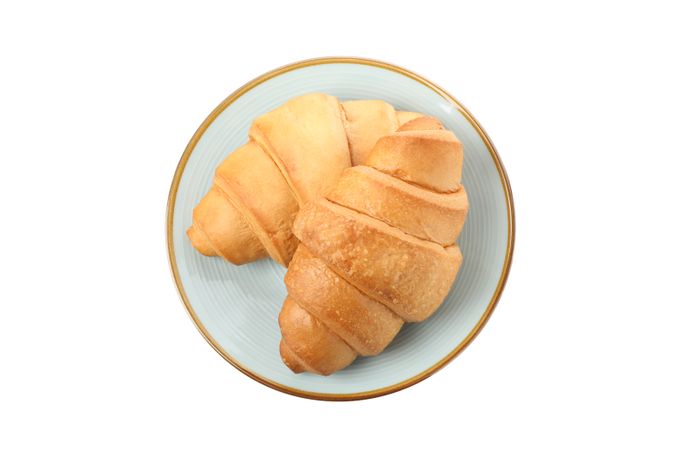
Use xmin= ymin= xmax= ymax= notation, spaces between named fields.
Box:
xmin=166 ymin=57 xmax=516 ymax=401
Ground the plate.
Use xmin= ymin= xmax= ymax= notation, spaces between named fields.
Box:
xmin=167 ymin=57 xmax=514 ymax=400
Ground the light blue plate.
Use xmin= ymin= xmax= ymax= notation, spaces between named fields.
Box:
xmin=167 ymin=58 xmax=514 ymax=400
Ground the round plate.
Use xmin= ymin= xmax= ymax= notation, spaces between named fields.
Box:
xmin=167 ymin=57 xmax=514 ymax=400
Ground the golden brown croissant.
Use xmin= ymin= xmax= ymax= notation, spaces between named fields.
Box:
xmin=279 ymin=117 xmax=469 ymax=375
xmin=187 ymin=93 xmax=423 ymax=266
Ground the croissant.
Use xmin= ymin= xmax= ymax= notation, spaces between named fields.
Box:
xmin=279 ymin=116 xmax=469 ymax=375
xmin=187 ymin=93 xmax=424 ymax=266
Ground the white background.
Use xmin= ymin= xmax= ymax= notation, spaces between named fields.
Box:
xmin=1 ymin=1 xmax=683 ymax=448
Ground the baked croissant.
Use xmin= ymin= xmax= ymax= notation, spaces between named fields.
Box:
xmin=187 ymin=93 xmax=424 ymax=266
xmin=279 ymin=116 xmax=469 ymax=375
